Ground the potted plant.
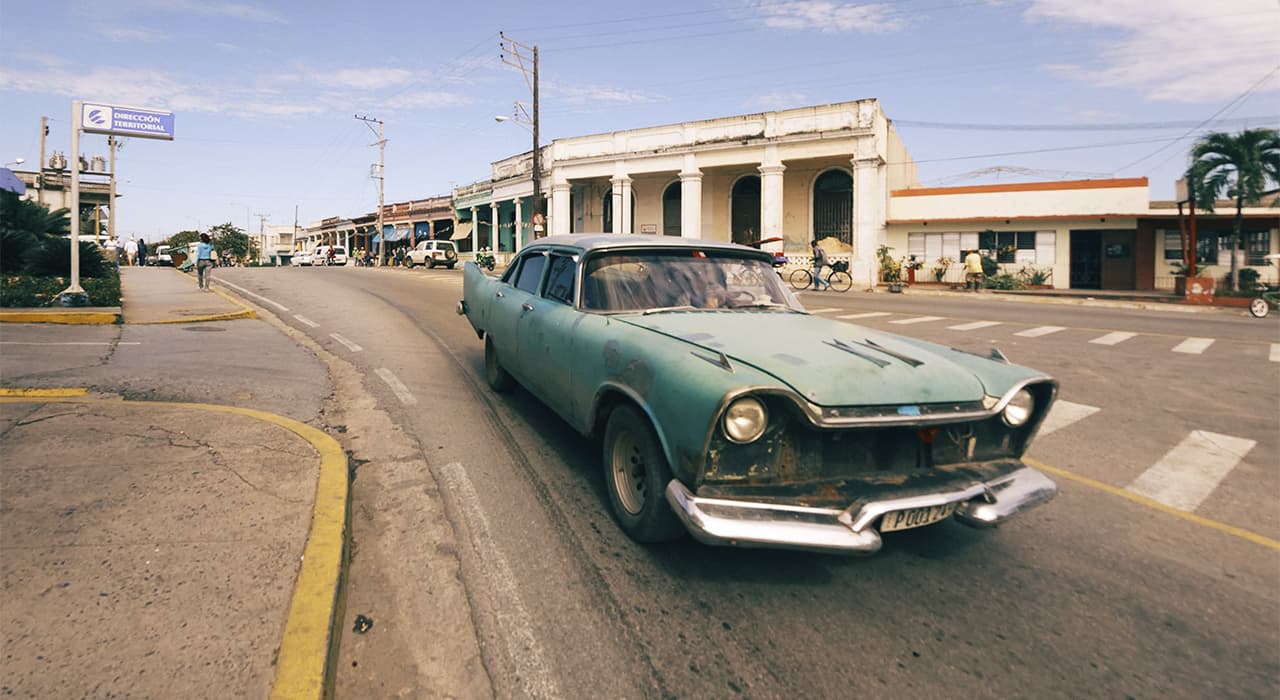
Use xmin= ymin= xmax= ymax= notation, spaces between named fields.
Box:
xmin=933 ymin=256 xmax=954 ymax=283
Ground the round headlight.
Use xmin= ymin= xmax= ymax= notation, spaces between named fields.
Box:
xmin=723 ymin=397 xmax=768 ymax=443
xmin=1002 ymin=388 xmax=1035 ymax=427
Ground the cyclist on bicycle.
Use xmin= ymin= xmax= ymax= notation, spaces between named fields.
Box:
xmin=811 ymin=239 xmax=831 ymax=291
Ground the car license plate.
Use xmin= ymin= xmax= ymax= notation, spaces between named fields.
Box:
xmin=880 ymin=502 xmax=958 ymax=532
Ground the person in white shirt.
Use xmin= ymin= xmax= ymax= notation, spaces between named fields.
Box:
xmin=124 ymin=237 xmax=138 ymax=266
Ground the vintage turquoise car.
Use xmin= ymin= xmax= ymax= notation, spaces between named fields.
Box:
xmin=457 ymin=234 xmax=1058 ymax=554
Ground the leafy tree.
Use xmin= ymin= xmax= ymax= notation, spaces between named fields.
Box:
xmin=0 ymin=192 xmax=71 ymax=273
xmin=208 ymin=222 xmax=257 ymax=262
xmin=1186 ymin=128 xmax=1280 ymax=291
xmin=166 ymin=230 xmax=201 ymax=249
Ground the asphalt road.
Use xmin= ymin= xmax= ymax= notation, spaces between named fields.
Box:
xmin=217 ymin=266 xmax=1280 ymax=699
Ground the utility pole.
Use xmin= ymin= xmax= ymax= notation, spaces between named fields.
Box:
xmin=255 ymin=213 xmax=269 ymax=264
xmin=38 ymin=116 xmax=48 ymax=205
xmin=355 ymin=114 xmax=385 ymax=263
xmin=107 ymin=135 xmax=122 ymax=244
xmin=500 ymin=32 xmax=543 ymax=239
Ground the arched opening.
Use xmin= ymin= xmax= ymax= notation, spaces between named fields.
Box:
xmin=813 ymin=169 xmax=853 ymax=246
xmin=662 ymin=182 xmax=681 ymax=236
xmin=730 ymin=175 xmax=761 ymax=245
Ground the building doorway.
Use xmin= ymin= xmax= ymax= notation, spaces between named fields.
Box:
xmin=1070 ymin=229 xmax=1136 ymax=290
xmin=814 ymin=169 xmax=853 ymax=246
xmin=662 ymin=182 xmax=681 ymax=235
xmin=731 ymin=175 xmax=761 ymax=244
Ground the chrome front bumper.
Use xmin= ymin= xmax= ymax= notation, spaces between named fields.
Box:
xmin=664 ymin=467 xmax=1058 ymax=555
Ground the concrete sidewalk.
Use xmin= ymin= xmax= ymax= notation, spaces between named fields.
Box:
xmin=0 ymin=266 xmax=346 ymax=698
xmin=0 ymin=266 xmax=254 ymax=325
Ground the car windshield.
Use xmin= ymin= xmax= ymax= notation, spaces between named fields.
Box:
xmin=581 ymin=249 xmax=801 ymax=313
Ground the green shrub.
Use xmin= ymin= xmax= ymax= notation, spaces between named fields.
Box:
xmin=1237 ymin=268 xmax=1261 ymax=291
xmin=1 ymin=273 xmax=121 ymax=307
xmin=980 ymin=255 xmax=998 ymax=277
xmin=984 ymin=273 xmax=1023 ymax=290
xmin=23 ymin=239 xmax=111 ymax=278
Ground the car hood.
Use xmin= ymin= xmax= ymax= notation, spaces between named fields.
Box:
xmin=619 ymin=312 xmax=989 ymax=406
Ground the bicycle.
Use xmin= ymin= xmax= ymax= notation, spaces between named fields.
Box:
xmin=1249 ymin=285 xmax=1279 ymax=318
xmin=789 ymin=260 xmax=852 ymax=292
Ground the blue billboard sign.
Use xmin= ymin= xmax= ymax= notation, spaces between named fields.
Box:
xmin=80 ymin=103 xmax=175 ymax=140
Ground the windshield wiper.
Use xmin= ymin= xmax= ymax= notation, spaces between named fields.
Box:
xmin=725 ymin=301 xmax=789 ymax=310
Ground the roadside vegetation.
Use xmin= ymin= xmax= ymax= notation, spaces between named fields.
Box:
xmin=0 ymin=192 xmax=120 ymax=307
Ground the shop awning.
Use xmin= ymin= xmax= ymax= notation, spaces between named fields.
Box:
xmin=372 ymin=228 xmax=410 ymax=243
xmin=451 ymin=221 xmax=473 ymax=240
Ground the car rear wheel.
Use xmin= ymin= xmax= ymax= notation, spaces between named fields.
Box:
xmin=602 ymin=404 xmax=684 ymax=543
xmin=484 ymin=336 xmax=515 ymax=392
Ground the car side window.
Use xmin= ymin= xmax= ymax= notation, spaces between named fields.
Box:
xmin=543 ymin=255 xmax=577 ymax=305
xmin=514 ymin=253 xmax=547 ymax=294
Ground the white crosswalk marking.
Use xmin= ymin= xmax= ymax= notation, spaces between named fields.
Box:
xmin=375 ymin=368 xmax=418 ymax=405
xmin=293 ymin=314 xmax=319 ymax=328
xmin=1089 ymin=331 xmax=1136 ymax=346
xmin=806 ymin=308 xmax=841 ymax=314
xmin=330 ymin=333 xmax=363 ymax=352
xmin=948 ymin=320 xmax=1001 ymax=331
xmin=1014 ymin=326 xmax=1065 ymax=337
xmin=889 ymin=315 xmax=944 ymax=325
xmin=1127 ymin=431 xmax=1256 ymax=511
xmin=838 ymin=311 xmax=891 ymax=320
xmin=1272 ymin=344 xmax=1280 ymax=363
xmin=1172 ymin=337 xmax=1214 ymax=354
xmin=1038 ymin=400 xmax=1100 ymax=437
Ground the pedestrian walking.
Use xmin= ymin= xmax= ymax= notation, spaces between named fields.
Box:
xmin=811 ymin=239 xmax=831 ymax=290
xmin=196 ymin=233 xmax=215 ymax=290
xmin=964 ymin=249 xmax=984 ymax=291
xmin=104 ymin=236 xmax=120 ymax=272
xmin=114 ymin=235 xmax=125 ymax=267
xmin=136 ymin=238 xmax=148 ymax=267
xmin=125 ymin=237 xmax=138 ymax=266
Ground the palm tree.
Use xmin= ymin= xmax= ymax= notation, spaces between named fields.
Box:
xmin=1186 ymin=128 xmax=1280 ymax=291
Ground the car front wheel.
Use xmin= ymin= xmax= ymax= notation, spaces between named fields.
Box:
xmin=602 ymin=405 xmax=685 ymax=543
xmin=484 ymin=336 xmax=515 ymax=392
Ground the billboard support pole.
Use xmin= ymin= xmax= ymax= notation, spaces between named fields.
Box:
xmin=64 ymin=100 xmax=85 ymax=298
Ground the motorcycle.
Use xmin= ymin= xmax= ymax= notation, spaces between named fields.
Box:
xmin=1249 ymin=254 xmax=1280 ymax=318
xmin=475 ymin=248 xmax=496 ymax=271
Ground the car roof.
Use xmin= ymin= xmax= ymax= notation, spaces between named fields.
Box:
xmin=527 ymin=233 xmax=770 ymax=258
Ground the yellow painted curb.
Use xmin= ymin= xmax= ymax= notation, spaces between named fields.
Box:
xmin=1026 ymin=457 xmax=1280 ymax=551
xmin=131 ymin=307 xmax=256 ymax=324
xmin=0 ymin=395 xmax=349 ymax=699
xmin=0 ymin=387 xmax=89 ymax=397
xmin=0 ymin=310 xmax=121 ymax=324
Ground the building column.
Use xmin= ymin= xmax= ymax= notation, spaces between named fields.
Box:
xmin=489 ymin=202 xmax=499 ymax=251
xmin=611 ymin=176 xmax=633 ymax=234
xmin=427 ymin=219 xmax=435 ymax=240
xmin=759 ymin=151 xmax=785 ymax=251
xmin=680 ymin=157 xmax=702 ymax=238
xmin=851 ymin=153 xmax=886 ymax=289
xmin=470 ymin=206 xmax=479 ymax=254
xmin=514 ymin=198 xmax=524 ymax=252
xmin=551 ymin=181 xmax=571 ymax=236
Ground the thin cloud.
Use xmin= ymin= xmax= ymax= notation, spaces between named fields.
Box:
xmin=1026 ymin=0 xmax=1280 ymax=102
xmin=747 ymin=92 xmax=809 ymax=111
xmin=143 ymin=0 xmax=287 ymax=23
xmin=99 ymin=26 xmax=171 ymax=43
xmin=754 ymin=1 xmax=904 ymax=33
xmin=552 ymin=83 xmax=660 ymax=106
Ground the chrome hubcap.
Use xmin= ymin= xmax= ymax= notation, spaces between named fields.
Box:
xmin=611 ymin=430 xmax=646 ymax=515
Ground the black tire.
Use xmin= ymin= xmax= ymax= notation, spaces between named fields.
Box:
xmin=601 ymin=404 xmax=685 ymax=543
xmin=1250 ymin=297 xmax=1270 ymax=318
xmin=827 ymin=270 xmax=852 ymax=292
xmin=486 ymin=260 xmax=495 ymax=271
xmin=426 ymin=260 xmax=435 ymax=269
xmin=484 ymin=336 xmax=515 ymax=392
xmin=788 ymin=268 xmax=812 ymax=291
xmin=447 ymin=262 xmax=456 ymax=269
xmin=446 ymin=249 xmax=458 ymax=263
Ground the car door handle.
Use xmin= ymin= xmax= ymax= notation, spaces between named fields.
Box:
xmin=522 ymin=302 xmax=535 ymax=312
xmin=496 ymin=290 xmax=505 ymax=298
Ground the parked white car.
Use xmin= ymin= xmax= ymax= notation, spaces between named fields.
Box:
xmin=314 ymin=245 xmax=348 ymax=266
xmin=406 ymin=239 xmax=458 ymax=269
xmin=293 ymin=251 xmax=313 ymax=266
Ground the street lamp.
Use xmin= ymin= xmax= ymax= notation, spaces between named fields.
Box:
xmin=3 ymin=158 xmax=24 ymax=167
xmin=494 ymin=102 xmax=542 ymax=241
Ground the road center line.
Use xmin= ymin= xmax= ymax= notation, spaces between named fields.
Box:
xmin=837 ymin=311 xmax=891 ymax=320
xmin=947 ymin=320 xmax=1001 ymax=331
xmin=215 ymin=279 xmax=289 ymax=311
xmin=374 ymin=368 xmax=417 ymax=405
xmin=293 ymin=315 xmax=319 ymax=328
xmin=0 ymin=341 xmax=141 ymax=346
xmin=1089 ymin=331 xmax=1136 ymax=345
xmin=435 ymin=462 xmax=559 ymax=699
xmin=1172 ymin=337 xmax=1214 ymax=354
xmin=1014 ymin=325 xmax=1065 ymax=337
xmin=806 ymin=307 xmax=841 ymax=314
xmin=329 ymin=333 xmax=362 ymax=352
xmin=1126 ymin=431 xmax=1257 ymax=512
xmin=1272 ymin=343 xmax=1280 ymax=363
xmin=889 ymin=315 xmax=944 ymax=325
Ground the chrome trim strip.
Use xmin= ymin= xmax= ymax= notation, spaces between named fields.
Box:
xmin=665 ymin=466 xmax=1057 ymax=554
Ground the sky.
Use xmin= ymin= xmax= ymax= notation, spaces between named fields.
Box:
xmin=2 ymin=0 xmax=1278 ymax=240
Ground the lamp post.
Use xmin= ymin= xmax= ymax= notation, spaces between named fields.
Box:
xmin=3 ymin=158 xmax=23 ymax=167
xmin=495 ymin=101 xmax=541 ymax=242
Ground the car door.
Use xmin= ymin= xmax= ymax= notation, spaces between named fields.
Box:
xmin=517 ymin=252 xmax=581 ymax=422
xmin=487 ymin=250 xmax=547 ymax=385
